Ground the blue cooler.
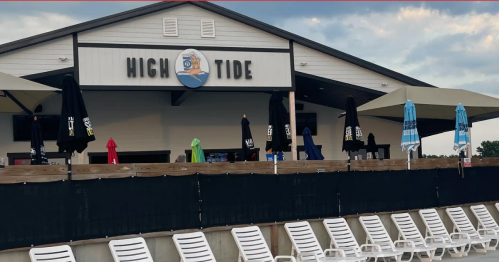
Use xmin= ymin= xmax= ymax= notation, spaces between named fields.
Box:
xmin=266 ymin=152 xmax=284 ymax=161
xmin=266 ymin=154 xmax=274 ymax=161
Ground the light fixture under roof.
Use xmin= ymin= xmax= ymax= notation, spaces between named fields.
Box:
xmin=319 ymin=87 xmax=324 ymax=90
xmin=303 ymin=95 xmax=308 ymax=98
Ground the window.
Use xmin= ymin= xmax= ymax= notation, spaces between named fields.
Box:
xmin=348 ymin=144 xmax=391 ymax=160
xmin=296 ymin=113 xmax=317 ymax=136
xmin=88 ymin=150 xmax=171 ymax=164
xmin=13 ymin=115 xmax=60 ymax=141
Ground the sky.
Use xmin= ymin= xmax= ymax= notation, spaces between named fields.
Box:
xmin=0 ymin=1 xmax=498 ymax=156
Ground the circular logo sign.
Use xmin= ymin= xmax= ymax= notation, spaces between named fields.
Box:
xmin=175 ymin=49 xmax=210 ymax=89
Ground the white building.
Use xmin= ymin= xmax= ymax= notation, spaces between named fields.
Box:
xmin=0 ymin=1 xmax=438 ymax=165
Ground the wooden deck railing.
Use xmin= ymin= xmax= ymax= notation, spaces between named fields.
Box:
xmin=0 ymin=157 xmax=497 ymax=183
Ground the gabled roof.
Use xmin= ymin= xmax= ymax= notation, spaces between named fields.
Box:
xmin=0 ymin=1 xmax=433 ymax=87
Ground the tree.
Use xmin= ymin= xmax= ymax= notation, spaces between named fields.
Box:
xmin=476 ymin=141 xmax=499 ymax=158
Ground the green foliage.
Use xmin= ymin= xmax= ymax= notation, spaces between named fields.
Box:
xmin=476 ymin=141 xmax=499 ymax=158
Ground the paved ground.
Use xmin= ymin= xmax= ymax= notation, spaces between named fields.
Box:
xmin=438 ymin=251 xmax=499 ymax=262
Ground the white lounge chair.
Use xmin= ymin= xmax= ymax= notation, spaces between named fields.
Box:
xmin=284 ymin=221 xmax=366 ymax=262
xmin=359 ymin=215 xmax=435 ymax=262
xmin=446 ymin=207 xmax=494 ymax=252
xmin=391 ymin=213 xmax=466 ymax=260
xmin=173 ymin=232 xmax=216 ymax=262
xmin=109 ymin=237 xmax=154 ymax=262
xmin=324 ymin=218 xmax=403 ymax=262
xmin=232 ymin=226 xmax=296 ymax=262
xmin=419 ymin=208 xmax=479 ymax=256
xmin=470 ymin=204 xmax=499 ymax=250
xmin=29 ymin=245 xmax=76 ymax=262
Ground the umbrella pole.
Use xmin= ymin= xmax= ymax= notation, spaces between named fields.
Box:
xmin=347 ymin=151 xmax=350 ymax=172
xmin=67 ymin=152 xmax=72 ymax=181
xmin=273 ymin=154 xmax=277 ymax=175
xmin=407 ymin=152 xmax=411 ymax=170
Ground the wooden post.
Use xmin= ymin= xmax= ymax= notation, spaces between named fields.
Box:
xmin=467 ymin=127 xmax=473 ymax=158
xmin=289 ymin=91 xmax=297 ymax=161
xmin=270 ymin=224 xmax=278 ymax=256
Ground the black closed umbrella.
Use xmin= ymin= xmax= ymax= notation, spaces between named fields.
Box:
xmin=265 ymin=92 xmax=291 ymax=153
xmin=366 ymin=133 xmax=377 ymax=159
xmin=241 ymin=115 xmax=255 ymax=161
xmin=30 ymin=116 xmax=48 ymax=165
xmin=342 ymin=96 xmax=364 ymax=170
xmin=57 ymin=75 xmax=95 ymax=179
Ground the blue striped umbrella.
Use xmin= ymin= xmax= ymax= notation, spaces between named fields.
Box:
xmin=401 ymin=100 xmax=420 ymax=169
xmin=453 ymin=103 xmax=470 ymax=152
xmin=401 ymin=100 xmax=420 ymax=152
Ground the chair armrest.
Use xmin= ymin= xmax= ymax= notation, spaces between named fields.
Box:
xmin=298 ymin=252 xmax=320 ymax=261
xmin=394 ymin=240 xmax=415 ymax=248
xmin=450 ymin=232 xmax=470 ymax=240
xmin=275 ymin=256 xmax=296 ymax=262
xmin=324 ymin=249 xmax=346 ymax=258
xmin=425 ymin=236 xmax=445 ymax=244
xmin=359 ymin=244 xmax=381 ymax=252
xmin=478 ymin=229 xmax=498 ymax=236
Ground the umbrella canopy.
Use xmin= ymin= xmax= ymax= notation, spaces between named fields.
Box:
xmin=454 ymin=104 xmax=470 ymax=152
xmin=191 ymin=138 xmax=206 ymax=163
xmin=265 ymin=92 xmax=291 ymax=153
xmin=30 ymin=117 xmax=48 ymax=165
xmin=107 ymin=138 xmax=119 ymax=164
xmin=366 ymin=133 xmax=378 ymax=159
xmin=401 ymin=100 xmax=420 ymax=152
xmin=302 ymin=127 xmax=324 ymax=160
xmin=241 ymin=116 xmax=255 ymax=161
xmin=57 ymin=75 xmax=95 ymax=154
xmin=0 ymin=71 xmax=58 ymax=113
xmin=342 ymin=96 xmax=364 ymax=152
xmin=355 ymin=86 xmax=499 ymax=120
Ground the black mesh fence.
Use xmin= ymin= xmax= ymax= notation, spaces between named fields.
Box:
xmin=1 ymin=167 xmax=499 ymax=251
xmin=338 ymin=169 xmax=438 ymax=216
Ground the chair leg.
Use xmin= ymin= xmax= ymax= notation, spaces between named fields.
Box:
xmin=399 ymin=252 xmax=414 ymax=262
xmin=447 ymin=246 xmax=464 ymax=258
xmin=472 ymin=242 xmax=489 ymax=254
xmin=487 ymin=238 xmax=498 ymax=251
xmin=431 ymin=248 xmax=445 ymax=260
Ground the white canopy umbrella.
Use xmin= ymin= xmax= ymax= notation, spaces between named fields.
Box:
xmin=355 ymin=86 xmax=499 ymax=120
xmin=347 ymin=86 xmax=499 ymax=158
xmin=0 ymin=71 xmax=59 ymax=114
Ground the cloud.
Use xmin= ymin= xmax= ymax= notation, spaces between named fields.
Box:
xmin=0 ymin=13 xmax=81 ymax=44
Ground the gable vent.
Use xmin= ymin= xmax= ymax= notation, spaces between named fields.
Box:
xmin=200 ymin=19 xmax=215 ymax=38
xmin=163 ymin=18 xmax=178 ymax=37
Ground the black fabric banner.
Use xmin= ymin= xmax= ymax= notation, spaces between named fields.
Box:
xmin=69 ymin=175 xmax=200 ymax=241
xmin=277 ymin=173 xmax=339 ymax=221
xmin=0 ymin=167 xmax=499 ymax=251
xmin=338 ymin=170 xmax=438 ymax=216
xmin=199 ymin=174 xmax=278 ymax=227
xmin=0 ymin=181 xmax=69 ymax=250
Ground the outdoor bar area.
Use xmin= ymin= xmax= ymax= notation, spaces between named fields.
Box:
xmin=2 ymin=2 xmax=499 ymax=262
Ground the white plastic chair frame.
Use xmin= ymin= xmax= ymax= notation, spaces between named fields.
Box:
xmin=232 ymin=226 xmax=296 ymax=262
xmin=359 ymin=215 xmax=435 ymax=262
xmin=446 ymin=207 xmax=493 ymax=253
xmin=391 ymin=213 xmax=466 ymax=261
xmin=419 ymin=209 xmax=477 ymax=257
xmin=284 ymin=221 xmax=366 ymax=262
xmin=323 ymin=218 xmax=402 ymax=262
xmin=173 ymin=232 xmax=216 ymax=262
xmin=470 ymin=204 xmax=499 ymax=250
xmin=29 ymin=245 xmax=76 ymax=262
xmin=109 ymin=237 xmax=154 ymax=262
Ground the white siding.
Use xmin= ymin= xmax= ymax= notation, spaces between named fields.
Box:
xmin=78 ymin=47 xmax=291 ymax=87
xmin=293 ymin=43 xmax=407 ymax=93
xmin=78 ymin=5 xmax=289 ymax=49
xmin=0 ymin=92 xmax=405 ymax=164
xmin=0 ymin=36 xmax=73 ymax=77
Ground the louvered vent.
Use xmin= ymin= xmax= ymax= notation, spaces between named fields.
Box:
xmin=163 ymin=18 xmax=178 ymax=37
xmin=201 ymin=19 xmax=215 ymax=38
